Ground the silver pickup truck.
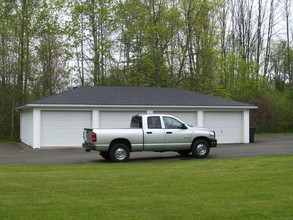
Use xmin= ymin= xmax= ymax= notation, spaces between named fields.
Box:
xmin=83 ymin=114 xmax=217 ymax=162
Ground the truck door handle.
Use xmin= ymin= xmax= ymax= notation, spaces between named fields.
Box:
xmin=166 ymin=132 xmax=172 ymax=134
xmin=147 ymin=132 xmax=152 ymax=134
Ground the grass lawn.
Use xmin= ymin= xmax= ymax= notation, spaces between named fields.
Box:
xmin=0 ymin=155 xmax=292 ymax=220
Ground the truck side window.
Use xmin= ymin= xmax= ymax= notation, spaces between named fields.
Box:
xmin=130 ymin=116 xmax=142 ymax=128
xmin=147 ymin=116 xmax=162 ymax=129
xmin=163 ymin=116 xmax=183 ymax=129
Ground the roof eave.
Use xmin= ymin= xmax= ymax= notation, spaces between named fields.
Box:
xmin=16 ymin=104 xmax=258 ymax=110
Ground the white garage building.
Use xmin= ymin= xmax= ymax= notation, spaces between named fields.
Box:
xmin=17 ymin=86 xmax=257 ymax=149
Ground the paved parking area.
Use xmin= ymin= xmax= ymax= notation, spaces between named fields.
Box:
xmin=0 ymin=135 xmax=292 ymax=164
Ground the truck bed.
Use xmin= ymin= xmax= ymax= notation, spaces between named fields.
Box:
xmin=83 ymin=128 xmax=144 ymax=152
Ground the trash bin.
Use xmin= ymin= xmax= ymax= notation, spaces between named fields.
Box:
xmin=249 ymin=127 xmax=256 ymax=143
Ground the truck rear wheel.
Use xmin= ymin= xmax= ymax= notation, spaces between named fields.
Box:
xmin=191 ymin=140 xmax=210 ymax=158
xmin=109 ymin=143 xmax=130 ymax=162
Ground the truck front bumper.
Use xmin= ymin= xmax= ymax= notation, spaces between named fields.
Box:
xmin=210 ymin=139 xmax=217 ymax=148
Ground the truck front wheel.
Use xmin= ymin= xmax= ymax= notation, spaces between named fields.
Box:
xmin=191 ymin=140 xmax=210 ymax=158
xmin=109 ymin=143 xmax=130 ymax=162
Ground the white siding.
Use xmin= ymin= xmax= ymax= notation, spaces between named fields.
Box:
xmin=204 ymin=112 xmax=242 ymax=144
xmin=99 ymin=111 xmax=145 ymax=128
xmin=154 ymin=111 xmax=198 ymax=126
xmin=41 ymin=111 xmax=92 ymax=147
xmin=20 ymin=109 xmax=33 ymax=146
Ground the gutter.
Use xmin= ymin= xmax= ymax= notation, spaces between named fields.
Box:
xmin=16 ymin=104 xmax=258 ymax=110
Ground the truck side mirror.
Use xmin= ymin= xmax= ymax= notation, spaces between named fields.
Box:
xmin=182 ymin=124 xmax=188 ymax=129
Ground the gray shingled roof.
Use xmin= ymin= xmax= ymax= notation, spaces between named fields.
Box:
xmin=20 ymin=86 xmax=256 ymax=108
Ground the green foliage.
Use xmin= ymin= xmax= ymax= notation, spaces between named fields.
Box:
xmin=249 ymin=87 xmax=293 ymax=133
xmin=250 ymin=93 xmax=278 ymax=132
xmin=1 ymin=0 xmax=293 ymax=138
xmin=271 ymin=89 xmax=293 ymax=132
xmin=270 ymin=41 xmax=293 ymax=91
xmin=0 ymin=156 xmax=293 ymax=219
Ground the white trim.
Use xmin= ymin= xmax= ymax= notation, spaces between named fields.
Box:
xmin=92 ymin=109 xmax=99 ymax=128
xmin=33 ymin=108 xmax=41 ymax=149
xmin=197 ymin=110 xmax=204 ymax=127
xmin=243 ymin=110 xmax=250 ymax=143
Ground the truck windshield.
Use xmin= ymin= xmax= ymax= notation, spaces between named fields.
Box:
xmin=130 ymin=116 xmax=142 ymax=128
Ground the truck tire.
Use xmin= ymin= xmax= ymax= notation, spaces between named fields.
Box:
xmin=191 ymin=140 xmax=210 ymax=158
xmin=109 ymin=143 xmax=130 ymax=162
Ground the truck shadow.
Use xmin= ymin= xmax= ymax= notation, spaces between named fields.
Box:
xmin=96 ymin=155 xmax=212 ymax=163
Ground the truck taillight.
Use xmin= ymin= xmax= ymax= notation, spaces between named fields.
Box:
xmin=92 ymin=132 xmax=97 ymax=142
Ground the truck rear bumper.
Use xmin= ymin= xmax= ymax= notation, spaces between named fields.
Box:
xmin=82 ymin=143 xmax=95 ymax=152
xmin=82 ymin=143 xmax=109 ymax=152
xmin=210 ymin=139 xmax=217 ymax=148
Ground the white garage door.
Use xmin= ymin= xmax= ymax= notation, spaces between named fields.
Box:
xmin=204 ymin=112 xmax=242 ymax=144
xmin=99 ymin=111 xmax=145 ymax=128
xmin=41 ymin=111 xmax=92 ymax=147
xmin=154 ymin=111 xmax=197 ymax=126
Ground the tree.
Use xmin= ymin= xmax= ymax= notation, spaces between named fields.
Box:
xmin=175 ymin=0 xmax=219 ymax=94
xmin=71 ymin=0 xmax=116 ymax=86
xmin=285 ymin=0 xmax=292 ymax=83
xmin=0 ymin=0 xmax=37 ymax=137
xmin=271 ymin=41 xmax=293 ymax=91
xmin=34 ymin=0 xmax=70 ymax=97
xmin=115 ymin=0 xmax=147 ymax=86
xmin=71 ymin=0 xmax=88 ymax=86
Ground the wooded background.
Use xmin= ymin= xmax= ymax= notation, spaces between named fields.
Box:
xmin=1 ymin=0 xmax=293 ymax=140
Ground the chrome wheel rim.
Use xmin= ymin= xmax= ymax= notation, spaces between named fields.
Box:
xmin=115 ymin=147 xmax=127 ymax=160
xmin=196 ymin=143 xmax=207 ymax=156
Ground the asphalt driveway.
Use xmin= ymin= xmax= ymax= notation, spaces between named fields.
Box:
xmin=0 ymin=134 xmax=292 ymax=164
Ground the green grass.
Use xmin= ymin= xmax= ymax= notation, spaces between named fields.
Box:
xmin=0 ymin=156 xmax=292 ymax=220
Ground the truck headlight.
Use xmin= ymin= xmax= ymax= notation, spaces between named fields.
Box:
xmin=209 ymin=131 xmax=215 ymax=139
